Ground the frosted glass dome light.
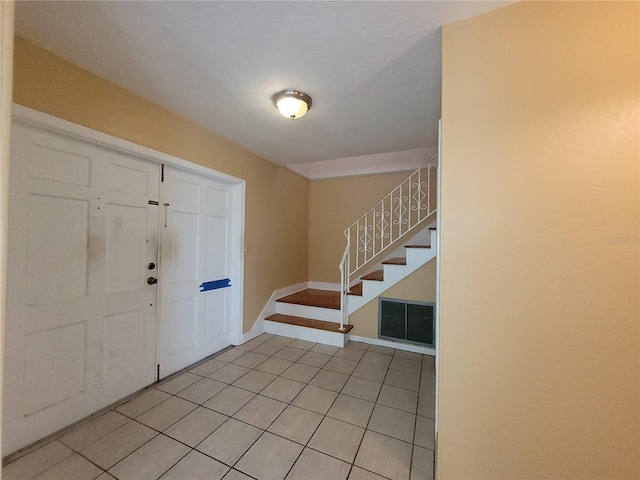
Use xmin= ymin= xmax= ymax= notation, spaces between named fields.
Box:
xmin=272 ymin=90 xmax=312 ymax=120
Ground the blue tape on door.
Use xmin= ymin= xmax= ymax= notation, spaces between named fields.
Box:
xmin=199 ymin=279 xmax=231 ymax=292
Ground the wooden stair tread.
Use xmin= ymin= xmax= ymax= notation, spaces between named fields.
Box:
xmin=349 ymin=282 xmax=363 ymax=296
xmin=361 ymin=270 xmax=384 ymax=281
xmin=276 ymin=288 xmax=340 ymax=310
xmin=382 ymin=257 xmax=407 ymax=265
xmin=265 ymin=314 xmax=353 ymax=334
xmin=405 ymin=245 xmax=431 ymax=249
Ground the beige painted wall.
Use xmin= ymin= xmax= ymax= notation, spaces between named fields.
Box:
xmin=349 ymin=260 xmax=436 ymax=339
xmin=0 ymin=0 xmax=15 ymax=471
xmin=12 ymin=37 xmax=309 ymax=333
xmin=439 ymin=2 xmax=639 ymax=479
xmin=309 ymin=171 xmax=432 ymax=283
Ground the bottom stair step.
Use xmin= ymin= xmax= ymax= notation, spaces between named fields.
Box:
xmin=276 ymin=288 xmax=340 ymax=309
xmin=265 ymin=313 xmax=353 ymax=334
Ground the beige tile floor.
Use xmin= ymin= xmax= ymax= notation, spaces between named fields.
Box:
xmin=3 ymin=335 xmax=436 ymax=480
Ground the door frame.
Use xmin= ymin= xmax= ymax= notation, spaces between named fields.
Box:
xmin=11 ymin=104 xmax=246 ymax=347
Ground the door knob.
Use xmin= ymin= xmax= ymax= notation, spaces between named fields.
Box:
xmin=147 ymin=277 xmax=158 ymax=285
xmin=147 ymin=262 xmax=156 ymax=270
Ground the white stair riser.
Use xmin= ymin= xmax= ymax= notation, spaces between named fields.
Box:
xmin=405 ymin=248 xmax=436 ymax=265
xmin=404 ymin=230 xmax=436 ymax=264
xmin=275 ymin=302 xmax=341 ymax=323
xmin=265 ymin=320 xmax=348 ymax=347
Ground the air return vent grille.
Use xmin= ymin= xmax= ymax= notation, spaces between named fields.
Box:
xmin=379 ymin=298 xmax=435 ymax=347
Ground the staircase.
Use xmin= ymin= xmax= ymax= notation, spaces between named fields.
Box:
xmin=345 ymin=227 xmax=437 ymax=313
xmin=265 ymin=289 xmax=351 ymax=347
xmin=265 ymin=155 xmax=438 ymax=347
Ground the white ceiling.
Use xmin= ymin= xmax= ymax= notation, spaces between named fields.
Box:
xmin=15 ymin=1 xmax=510 ymax=172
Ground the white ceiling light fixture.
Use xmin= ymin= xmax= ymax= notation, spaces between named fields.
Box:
xmin=272 ymin=89 xmax=312 ymax=120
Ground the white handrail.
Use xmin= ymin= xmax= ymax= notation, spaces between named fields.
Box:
xmin=338 ymin=228 xmax=350 ymax=331
xmin=339 ymin=154 xmax=438 ymax=326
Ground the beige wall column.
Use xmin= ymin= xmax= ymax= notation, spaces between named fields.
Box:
xmin=0 ymin=0 xmax=15 ymax=467
xmin=438 ymin=2 xmax=639 ymax=478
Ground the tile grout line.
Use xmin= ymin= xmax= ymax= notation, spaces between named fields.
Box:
xmin=201 ymin=340 xmax=422 ymax=478
xmin=348 ymin=357 xmax=391 ymax=478
xmin=188 ymin=341 xmax=433 ymax=479
xmin=274 ymin=340 xmax=367 ymax=479
xmin=409 ymin=350 xmax=425 ymax=480
xmin=6 ymin=336 xmax=434 ymax=480
xmin=220 ymin=340 xmax=360 ymax=478
xmin=190 ymin=338 xmax=321 ymax=478
xmin=226 ymin=336 xmax=317 ymax=477
xmin=150 ymin=343 xmax=429 ymax=478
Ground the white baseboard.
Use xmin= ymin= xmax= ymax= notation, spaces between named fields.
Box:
xmin=237 ymin=282 xmax=309 ymax=345
xmin=239 ymin=321 xmax=264 ymax=344
xmin=349 ymin=335 xmax=435 ymax=356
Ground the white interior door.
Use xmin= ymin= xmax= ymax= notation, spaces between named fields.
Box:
xmin=157 ymin=166 xmax=235 ymax=379
xmin=5 ymin=108 xmax=244 ymax=454
xmin=4 ymin=124 xmax=160 ymax=454
xmin=102 ymin=149 xmax=160 ymax=394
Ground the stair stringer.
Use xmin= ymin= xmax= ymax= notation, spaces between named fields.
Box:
xmin=347 ymin=229 xmax=437 ymax=315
